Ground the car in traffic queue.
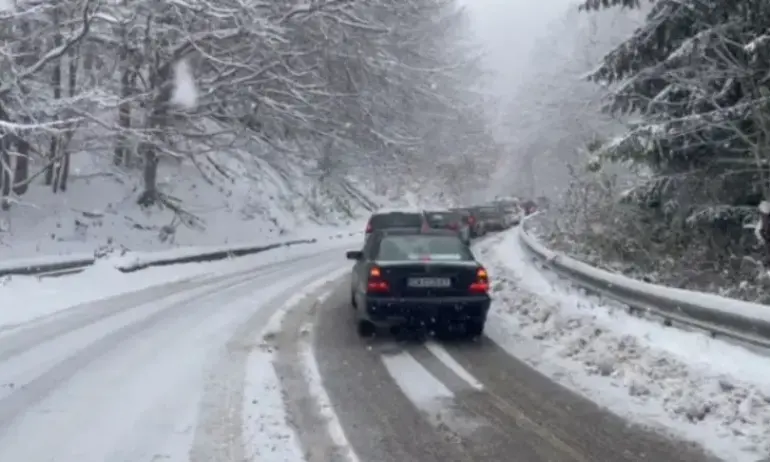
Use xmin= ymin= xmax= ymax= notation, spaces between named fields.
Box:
xmin=364 ymin=209 xmax=426 ymax=238
xmin=522 ymin=199 xmax=537 ymax=216
xmin=346 ymin=228 xmax=491 ymax=339
xmin=423 ymin=209 xmax=471 ymax=245
xmin=495 ymin=200 xmax=522 ymax=227
xmin=475 ymin=205 xmax=507 ymax=231
xmin=451 ymin=207 xmax=484 ymax=238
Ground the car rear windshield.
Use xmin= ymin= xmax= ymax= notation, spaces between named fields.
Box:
xmin=478 ymin=208 xmax=500 ymax=217
xmin=375 ymin=235 xmax=472 ymax=261
xmin=369 ymin=213 xmax=423 ymax=229
xmin=425 ymin=211 xmax=460 ymax=225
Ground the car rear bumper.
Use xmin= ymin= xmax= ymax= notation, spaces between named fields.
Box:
xmin=362 ymin=295 xmax=490 ymax=327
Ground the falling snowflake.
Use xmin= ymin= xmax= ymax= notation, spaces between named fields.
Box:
xmin=170 ymin=58 xmax=198 ymax=109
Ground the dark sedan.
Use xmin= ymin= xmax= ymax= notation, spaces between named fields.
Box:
xmin=364 ymin=210 xmax=425 ymax=236
xmin=346 ymin=228 xmax=491 ymax=339
xmin=476 ymin=206 xmax=507 ymax=231
xmin=423 ymin=210 xmax=471 ymax=245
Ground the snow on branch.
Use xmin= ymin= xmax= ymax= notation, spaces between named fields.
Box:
xmin=0 ymin=0 xmax=94 ymax=97
xmin=0 ymin=0 xmax=493 ymax=213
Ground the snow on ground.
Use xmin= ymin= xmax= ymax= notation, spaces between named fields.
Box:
xmin=380 ymin=347 xmax=485 ymax=434
xmin=0 ymin=152 xmax=374 ymax=260
xmin=0 ymin=233 xmax=362 ymax=329
xmin=476 ymin=229 xmax=770 ymax=462
xmin=0 ymin=240 xmax=355 ymax=461
xmin=241 ymin=267 xmax=353 ymax=461
xmin=255 ymin=267 xmax=359 ymax=462
xmin=243 ymin=339 xmax=307 ymax=462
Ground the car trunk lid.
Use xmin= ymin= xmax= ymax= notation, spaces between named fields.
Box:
xmin=374 ymin=261 xmax=479 ymax=297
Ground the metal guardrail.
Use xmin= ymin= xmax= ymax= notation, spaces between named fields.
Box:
xmin=0 ymin=232 xmax=360 ymax=279
xmin=518 ymin=216 xmax=770 ymax=349
xmin=0 ymin=255 xmax=96 ymax=279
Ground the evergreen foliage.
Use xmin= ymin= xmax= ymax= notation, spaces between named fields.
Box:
xmin=585 ymin=0 xmax=770 ymax=227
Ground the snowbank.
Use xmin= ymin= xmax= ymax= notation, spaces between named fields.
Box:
xmin=519 ymin=222 xmax=770 ymax=333
xmin=477 ymin=231 xmax=770 ymax=462
xmin=0 ymin=151 xmax=374 ymax=261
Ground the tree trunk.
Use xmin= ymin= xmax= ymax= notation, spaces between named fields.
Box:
xmin=115 ymin=66 xmax=132 ymax=167
xmin=114 ymin=20 xmax=132 ymax=167
xmin=61 ymin=49 xmax=78 ymax=192
xmin=0 ymin=145 xmax=10 ymax=211
xmin=54 ymin=46 xmax=78 ymax=193
xmin=138 ymin=55 xmax=174 ymax=207
xmin=12 ymin=139 xmax=29 ymax=195
xmin=47 ymin=6 xmax=63 ymax=188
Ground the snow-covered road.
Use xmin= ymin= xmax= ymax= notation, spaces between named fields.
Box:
xmin=0 ymin=244 xmax=351 ymax=461
xmin=275 ymin=273 xmax=716 ymax=462
xmin=2 ymin=228 xmax=761 ymax=462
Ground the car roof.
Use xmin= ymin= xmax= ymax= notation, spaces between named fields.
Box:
xmin=371 ymin=207 xmax=424 ymax=215
xmin=375 ymin=227 xmax=457 ymax=237
xmin=424 ymin=209 xmax=458 ymax=214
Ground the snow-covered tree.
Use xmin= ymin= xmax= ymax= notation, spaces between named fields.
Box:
xmin=537 ymin=0 xmax=770 ymax=302
xmin=587 ymin=0 xmax=770 ymax=228
xmin=490 ymin=2 xmax=644 ymax=199
xmin=0 ymin=0 xmax=492 ymax=215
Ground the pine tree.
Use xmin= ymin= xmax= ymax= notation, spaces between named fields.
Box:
xmin=586 ymin=0 xmax=770 ymax=229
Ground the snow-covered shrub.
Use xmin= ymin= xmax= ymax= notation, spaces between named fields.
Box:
xmin=540 ymin=157 xmax=770 ymax=303
xmin=530 ymin=0 xmax=770 ymax=303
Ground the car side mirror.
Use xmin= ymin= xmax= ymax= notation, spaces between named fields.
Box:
xmin=346 ymin=250 xmax=363 ymax=260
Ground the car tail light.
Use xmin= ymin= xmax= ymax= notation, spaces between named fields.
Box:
xmin=469 ymin=267 xmax=489 ymax=293
xmin=365 ymin=221 xmax=373 ymax=233
xmin=448 ymin=222 xmax=458 ymax=230
xmin=468 ymin=216 xmax=475 ymax=225
xmin=367 ymin=266 xmax=389 ymax=293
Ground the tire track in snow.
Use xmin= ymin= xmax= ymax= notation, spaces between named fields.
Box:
xmin=272 ymin=276 xmax=361 ymax=462
xmin=0 ymin=250 xmax=329 ymax=364
xmin=0 ymin=278 xmax=201 ymax=361
xmin=189 ymin=263 xmax=347 ymax=462
xmin=0 ymin=268 xmax=281 ymax=437
xmin=0 ymin=258 xmax=332 ymax=461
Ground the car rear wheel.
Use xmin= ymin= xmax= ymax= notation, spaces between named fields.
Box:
xmin=357 ymin=320 xmax=376 ymax=338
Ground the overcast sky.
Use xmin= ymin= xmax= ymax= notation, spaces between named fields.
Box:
xmin=459 ymin=0 xmax=580 ymax=192
xmin=459 ymin=0 xmax=578 ymax=94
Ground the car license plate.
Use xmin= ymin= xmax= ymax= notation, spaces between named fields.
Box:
xmin=408 ymin=277 xmax=451 ymax=288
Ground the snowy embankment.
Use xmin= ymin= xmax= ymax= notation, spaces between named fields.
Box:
xmin=0 ymin=53 xmax=383 ymax=260
xmin=0 ymin=152 xmax=375 ymax=261
xmin=477 ymin=229 xmax=770 ymax=462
